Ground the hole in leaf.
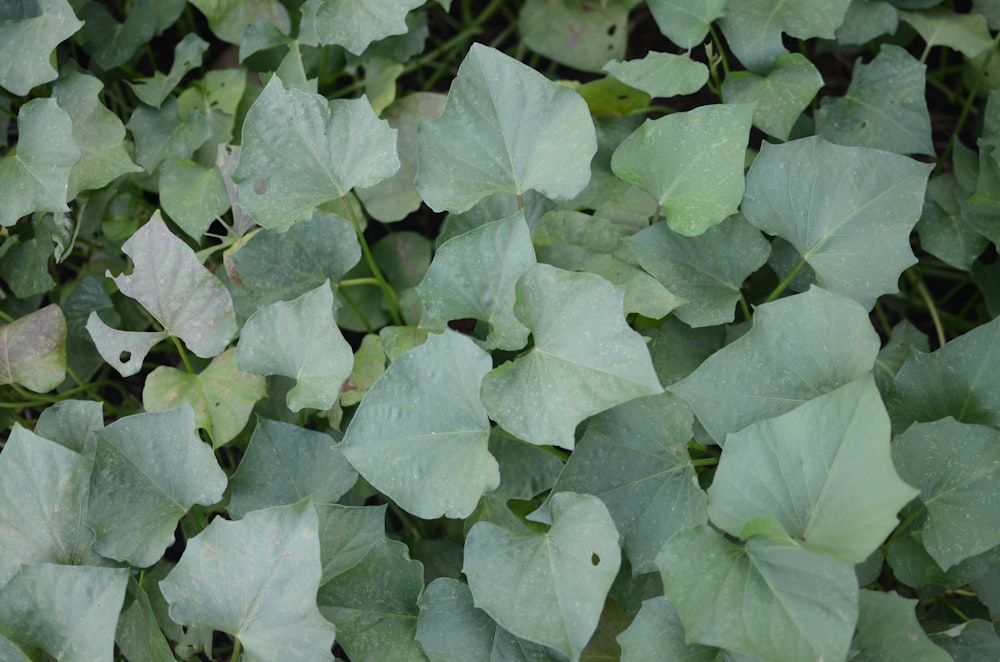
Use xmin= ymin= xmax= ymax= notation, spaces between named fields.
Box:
xmin=253 ymin=178 xmax=269 ymax=195
xmin=591 ymin=552 xmax=600 ymax=566
xmin=119 ymin=351 xmax=131 ymax=363
xmin=606 ymin=23 xmax=617 ymax=36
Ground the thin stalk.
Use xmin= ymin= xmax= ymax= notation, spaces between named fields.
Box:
xmin=765 ymin=259 xmax=807 ymax=303
xmin=738 ymin=292 xmax=752 ymax=322
xmin=170 ymin=336 xmax=196 ymax=374
xmin=231 ymin=638 xmax=243 ymax=662
xmin=689 ymin=457 xmax=720 ymax=467
xmin=337 ymin=286 xmax=375 ymax=334
xmin=884 ymin=506 xmax=925 ymax=548
xmin=339 ymin=277 xmax=380 ymax=288
xmin=906 ymin=271 xmax=947 ymax=348
xmin=340 ymin=195 xmax=403 ymax=326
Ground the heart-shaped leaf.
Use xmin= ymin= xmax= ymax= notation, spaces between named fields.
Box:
xmin=899 ymin=7 xmax=993 ymax=58
xmin=721 ymin=52 xmax=823 ymax=141
xmin=187 ymin=0 xmax=290 ymax=45
xmin=0 ymin=0 xmax=83 ymax=95
xmin=299 ymin=0 xmax=423 ymax=54
xmin=646 ymin=0 xmax=728 ymax=49
xmin=0 ymin=304 xmax=66 ymax=393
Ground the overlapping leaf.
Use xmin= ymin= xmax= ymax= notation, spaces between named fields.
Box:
xmin=604 ymin=52 xmax=708 ymax=98
xmin=851 ymin=590 xmax=951 ymax=660
xmin=126 ymin=98 xmax=211 ymax=172
xmin=316 ymin=504 xmax=386 ymax=585
xmin=0 ymin=304 xmax=66 ymax=393
xmin=646 ymin=0 xmax=728 ymax=49
xmin=0 ymin=0 xmax=83 ymax=95
xmin=299 ymin=0 xmax=423 ymax=54
xmin=159 ymin=158 xmax=231 ymax=240
xmin=187 ymin=0 xmax=290 ymax=45
xmin=721 ymin=53 xmax=823 ymax=141
xmin=519 ymin=0 xmax=631 ymax=73
xmin=899 ymin=7 xmax=993 ymax=58
xmin=618 ymin=597 xmax=749 ymax=662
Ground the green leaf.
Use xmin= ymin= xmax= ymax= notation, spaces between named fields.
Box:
xmin=719 ymin=0 xmax=852 ymax=72
xmin=86 ymin=212 xmax=237 ymax=377
xmin=0 ymin=98 xmax=80 ymax=226
xmin=341 ymin=330 xmax=498 ymax=519
xmin=518 ymin=0 xmax=631 ymax=73
xmin=416 ymin=578 xmax=563 ymax=662
xmin=0 ymin=304 xmax=66 ymax=393
xmin=126 ymin=97 xmax=212 ymax=172
xmin=416 ymin=211 xmax=535 ymax=350
xmin=887 ymin=314 xmax=1000 ymax=432
xmin=0 ymin=427 xmax=100 ymax=586
xmin=851 ymin=590 xmax=952 ymax=661
xmin=886 ymin=534 xmax=1000 ymax=595
xmin=236 ymin=282 xmax=353 ymax=412
xmin=721 ymin=53 xmax=824 ymax=141
xmin=234 ymin=77 xmax=399 ymax=231
xmin=159 ymin=158 xmax=231 ymax=240
xmin=618 ymin=597 xmax=743 ymax=662
xmin=75 ymin=0 xmax=155 ymax=70
xmin=892 ymin=418 xmax=1000 ymax=570
xmin=88 ymin=406 xmax=228 ymax=567
xmin=481 ymin=263 xmax=663 ymax=449
xmin=34 ymin=398 xmax=103 ymax=457
xmin=143 ymin=348 xmax=266 ymax=447
xmin=874 ymin=320 xmax=929 ymax=396
xmin=0 ymin=564 xmax=127 ymax=661
xmin=836 ymin=0 xmax=899 ymax=44
xmin=646 ymin=0 xmax=728 ymax=49
xmin=657 ymin=525 xmax=858 ymax=662
xmin=542 ymin=393 xmax=705 ymax=574
xmin=899 ymin=7 xmax=994 ymax=58
xmin=340 ymin=334 xmax=385 ymax=407
xmin=229 ymin=418 xmax=357 ymax=518
xmin=742 ymin=136 xmax=932 ymax=309
xmin=161 ymin=500 xmax=336 ymax=662
xmin=935 ymin=620 xmax=1000 ymax=660
xmin=0 ymin=0 xmax=82 ymax=95
xmin=629 ymin=214 xmax=771 ymax=327
xmin=316 ymin=504 xmax=386 ymax=584
xmin=187 ymin=0 xmax=290 ymax=44
xmin=611 ymin=104 xmax=753 ymax=236
xmin=709 ymin=376 xmax=918 ymax=563
xmin=920 ymin=175 xmax=989 ymax=271
xmin=603 ymin=52 xmax=708 ymax=98
xmin=128 ymin=33 xmax=209 ymax=108
xmin=52 ymin=70 xmax=143 ymax=199
xmin=415 ymin=43 xmax=597 ymax=213
xmin=116 ymin=578 xmax=176 ymax=662
xmin=318 ymin=536 xmax=427 ymax=662
xmin=815 ymin=45 xmax=934 ymax=155
xmin=464 ymin=492 xmax=622 ymax=662
xmin=299 ymin=0 xmax=423 ymax=54
xmin=671 ymin=287 xmax=880 ymax=443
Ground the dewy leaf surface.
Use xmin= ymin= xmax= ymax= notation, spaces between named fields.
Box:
xmin=611 ymin=104 xmax=753 ymax=236
xmin=160 ymin=500 xmax=336 ymax=662
xmin=892 ymin=418 xmax=1000 ymax=571
xmin=0 ymin=304 xmax=66 ymax=393
xmin=671 ymin=287 xmax=880 ymax=443
xmin=464 ymin=492 xmax=621 ymax=662
xmin=341 ymin=330 xmax=498 ymax=519
xmin=88 ymin=407 xmax=228 ymax=567
xmin=415 ymin=43 xmax=597 ymax=213
xmin=234 ymin=77 xmax=399 ymax=231
xmin=481 ymin=263 xmax=663 ymax=449
xmin=0 ymin=0 xmax=83 ymax=95
xmin=708 ymin=376 xmax=918 ymax=563
xmin=657 ymin=525 xmax=858 ymax=662
xmin=742 ymin=136 xmax=932 ymax=309
xmin=299 ymin=0 xmax=423 ymax=54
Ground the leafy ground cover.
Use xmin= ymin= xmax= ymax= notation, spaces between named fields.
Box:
xmin=3 ymin=0 xmax=1000 ymax=660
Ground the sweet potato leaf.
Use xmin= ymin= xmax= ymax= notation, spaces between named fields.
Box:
xmin=299 ymin=0 xmax=423 ymax=55
xmin=0 ymin=0 xmax=82 ymax=95
xmin=721 ymin=53 xmax=823 ymax=141
xmin=646 ymin=0 xmax=728 ymax=48
xmin=0 ymin=304 xmax=66 ymax=393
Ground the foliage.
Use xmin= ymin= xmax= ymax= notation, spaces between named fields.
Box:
xmin=3 ymin=0 xmax=1000 ymax=660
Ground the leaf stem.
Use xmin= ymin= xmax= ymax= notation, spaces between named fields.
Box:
xmin=906 ymin=271 xmax=946 ymax=348
xmin=230 ymin=637 xmax=242 ymax=662
xmin=340 ymin=195 xmax=403 ymax=326
xmin=170 ymin=336 xmax=196 ymax=374
xmin=738 ymin=292 xmax=752 ymax=322
xmin=339 ymin=277 xmax=380 ymax=288
xmin=764 ymin=259 xmax=806 ymax=303
xmin=337 ymin=286 xmax=375 ymax=334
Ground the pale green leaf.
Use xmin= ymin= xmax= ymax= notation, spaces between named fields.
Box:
xmin=316 ymin=503 xmax=386 ymax=584
xmin=670 ymin=287 xmax=880 ymax=443
xmin=415 ymin=43 xmax=597 ymax=213
xmin=629 ymin=214 xmax=770 ymax=327
xmin=52 ymin=70 xmax=143 ymax=199
xmin=0 ymin=304 xmax=66 ymax=393
xmin=341 ymin=330 xmax=498 ymax=519
xmin=874 ymin=320 xmax=929 ymax=396
xmin=709 ymin=376 xmax=918 ymax=563
xmin=464 ymin=492 xmax=621 ymax=662
xmin=0 ymin=99 xmax=80 ymax=226
xmin=340 ymin=334 xmax=385 ymax=407
xmin=851 ymin=590 xmax=952 ymax=661
xmin=519 ymin=0 xmax=632 ymax=73
xmin=128 ymin=33 xmax=209 ymax=108
xmin=161 ymin=500 xmax=336 ymax=662
xmin=618 ymin=597 xmax=750 ymax=662
xmin=75 ymin=0 xmax=155 ymax=70
xmin=886 ymin=534 xmax=1000 ymax=594
xmin=159 ymin=158 xmax=231 ymax=240
xmin=604 ymin=52 xmax=708 ymax=98
xmin=816 ymin=45 xmax=934 ymax=155
xmin=657 ymin=526 xmax=858 ymax=662
xmin=481 ymin=264 xmax=663 ymax=449
xmin=918 ymin=173 xmax=988 ymax=271
xmin=234 ymin=77 xmax=399 ymax=231
xmin=88 ymin=406 xmax=228 ymax=567
xmin=722 ymin=53 xmax=823 ymax=141
xmin=116 ymin=578 xmax=176 ymax=662
xmin=126 ymin=97 xmax=211 ymax=172
xmin=34 ymin=398 xmax=103 ymax=457
xmin=143 ymin=348 xmax=266 ymax=447
xmin=0 ymin=564 xmax=127 ymax=662
xmin=417 ymin=211 xmax=535 ymax=350
xmin=229 ymin=418 xmax=357 ymax=518
xmin=0 ymin=0 xmax=82 ymax=95
xmin=934 ymin=620 xmax=1000 ymax=660
xmin=900 ymin=7 xmax=993 ymax=57
xmin=892 ymin=418 xmax=1000 ymax=570
xmin=742 ymin=136 xmax=932 ymax=309
xmin=646 ymin=0 xmax=728 ymax=49
xmin=187 ymin=0 xmax=290 ymax=44
xmin=836 ymin=0 xmax=899 ymax=44
xmin=299 ymin=0 xmax=423 ymax=54
xmin=611 ymin=104 xmax=753 ymax=236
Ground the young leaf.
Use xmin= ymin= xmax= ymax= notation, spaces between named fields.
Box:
xmin=708 ymin=376 xmax=918 ymax=563
xmin=0 ymin=0 xmax=82 ymax=95
xmin=603 ymin=52 xmax=709 ymax=98
xmin=815 ymin=45 xmax=934 ymax=155
xmin=234 ymin=77 xmax=399 ymax=231
xmin=88 ymin=406 xmax=228 ymax=567
xmin=128 ymin=33 xmax=209 ymax=108
xmin=229 ymin=418 xmax=357 ymax=518
xmin=341 ymin=330 xmax=498 ymax=519
xmin=657 ymin=525 xmax=858 ymax=662
xmin=742 ymin=136 xmax=932 ymax=309
xmin=159 ymin=158 xmax=231 ymax=240
xmin=143 ymin=348 xmax=266 ymax=447
xmin=892 ymin=418 xmax=1000 ymax=570
xmin=126 ymin=97 xmax=212 ymax=172
xmin=187 ymin=0 xmax=290 ymax=45
xmin=611 ymin=104 xmax=754 ymax=236
xmin=481 ymin=263 xmax=663 ymax=449
xmin=160 ymin=500 xmax=336 ymax=662
xmin=236 ymin=282 xmax=353 ymax=412
xmin=670 ymin=287 xmax=880 ymax=443
xmin=721 ymin=52 xmax=824 ymax=141
xmin=851 ymin=590 xmax=951 ymax=661
xmin=75 ymin=0 xmax=156 ymax=70
xmin=464 ymin=492 xmax=622 ymax=662
xmin=34 ymin=399 xmax=104 ymax=458
xmin=415 ymin=43 xmax=597 ymax=213
xmin=416 ymin=211 xmax=535 ymax=350
xmin=0 ymin=304 xmax=66 ymax=393
xmin=899 ymin=7 xmax=993 ymax=58
xmin=518 ymin=0 xmax=630 ymax=73
xmin=0 ymin=98 xmax=80 ymax=226
xmin=299 ymin=0 xmax=424 ymax=54
xmin=87 ymin=212 xmax=237 ymax=377
xmin=646 ymin=0 xmax=728 ymax=49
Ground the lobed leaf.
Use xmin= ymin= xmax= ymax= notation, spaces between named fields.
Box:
xmin=0 ymin=0 xmax=82 ymax=95
xmin=299 ymin=0 xmax=423 ymax=55
xmin=850 ymin=590 xmax=951 ymax=660
xmin=721 ymin=52 xmax=823 ymax=141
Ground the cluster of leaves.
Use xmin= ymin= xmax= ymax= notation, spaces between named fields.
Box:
xmin=5 ymin=0 xmax=1000 ymax=660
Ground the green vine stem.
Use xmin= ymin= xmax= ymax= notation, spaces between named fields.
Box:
xmin=764 ymin=259 xmax=807 ymax=303
xmin=906 ymin=270 xmax=947 ymax=349
xmin=340 ymin=194 xmax=404 ymax=326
